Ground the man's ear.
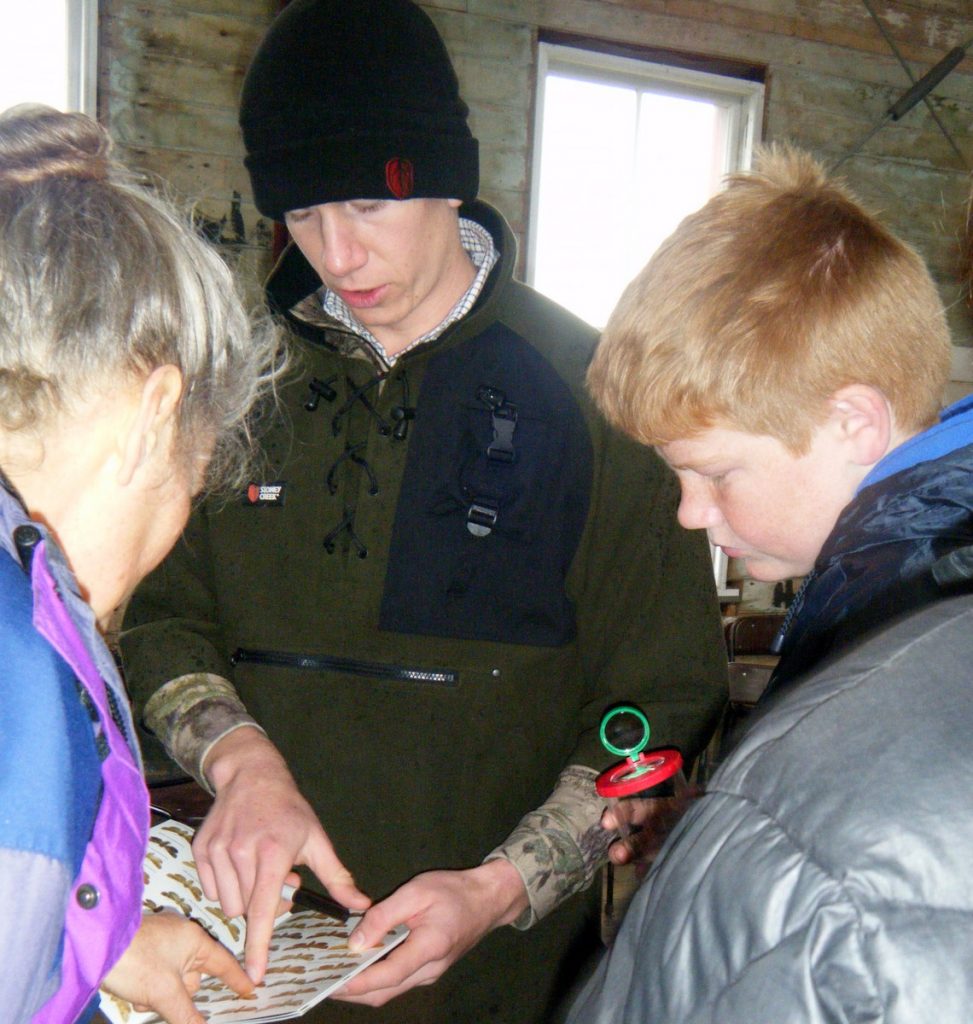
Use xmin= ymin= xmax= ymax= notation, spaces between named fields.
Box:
xmin=117 ymin=364 xmax=184 ymax=487
xmin=827 ymin=384 xmax=892 ymax=467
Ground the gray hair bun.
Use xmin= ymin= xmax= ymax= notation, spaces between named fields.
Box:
xmin=0 ymin=104 xmax=111 ymax=185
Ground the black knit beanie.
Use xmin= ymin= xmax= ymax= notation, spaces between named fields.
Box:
xmin=239 ymin=0 xmax=479 ymax=221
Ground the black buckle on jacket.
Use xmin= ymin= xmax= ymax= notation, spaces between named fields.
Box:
xmin=487 ymin=404 xmax=517 ymax=463
xmin=466 ymin=498 xmax=499 ymax=537
xmin=477 ymin=385 xmax=518 ymax=463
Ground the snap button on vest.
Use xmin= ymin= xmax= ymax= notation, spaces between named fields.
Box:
xmin=76 ymin=883 xmax=100 ymax=909
xmin=12 ymin=524 xmax=42 ymax=572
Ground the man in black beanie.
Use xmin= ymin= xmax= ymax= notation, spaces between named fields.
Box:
xmin=121 ymin=2 xmax=727 ymax=1021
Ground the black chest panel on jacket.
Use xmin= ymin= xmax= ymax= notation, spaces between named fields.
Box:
xmin=379 ymin=323 xmax=593 ymax=646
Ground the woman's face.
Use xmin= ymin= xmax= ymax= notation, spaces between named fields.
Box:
xmin=118 ymin=425 xmax=213 ymax=605
xmin=36 ymin=368 xmax=211 ymax=624
xmin=131 ymin=448 xmax=206 ymax=585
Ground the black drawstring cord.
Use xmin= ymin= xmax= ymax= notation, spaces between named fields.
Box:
xmin=770 ymin=571 xmax=815 ymax=655
xmin=325 ymin=444 xmax=379 ymax=497
xmin=331 ymin=374 xmax=389 ymax=436
xmin=322 ymin=507 xmax=368 ymax=559
xmin=321 ymin=371 xmax=416 ymax=557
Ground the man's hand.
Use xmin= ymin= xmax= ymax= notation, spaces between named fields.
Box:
xmin=195 ymin=727 xmax=371 ymax=983
xmin=103 ymin=911 xmax=253 ymax=1023
xmin=334 ymin=859 xmax=529 ymax=1006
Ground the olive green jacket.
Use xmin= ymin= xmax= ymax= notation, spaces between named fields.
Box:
xmin=121 ymin=201 xmax=726 ymax=1024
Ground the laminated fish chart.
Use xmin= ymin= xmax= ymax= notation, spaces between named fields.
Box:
xmin=100 ymin=819 xmax=408 ymax=1023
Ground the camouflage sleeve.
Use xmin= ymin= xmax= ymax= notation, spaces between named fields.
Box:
xmin=484 ymin=765 xmax=612 ymax=929
xmin=144 ymin=672 xmax=265 ymax=793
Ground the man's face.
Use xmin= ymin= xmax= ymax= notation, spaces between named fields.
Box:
xmin=284 ymin=197 xmax=472 ymax=354
xmin=659 ymin=425 xmax=860 ymax=582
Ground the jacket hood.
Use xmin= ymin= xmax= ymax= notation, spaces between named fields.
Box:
xmin=768 ymin=431 xmax=973 ymax=699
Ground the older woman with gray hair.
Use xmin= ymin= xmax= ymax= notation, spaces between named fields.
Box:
xmin=0 ymin=106 xmax=283 ymax=1023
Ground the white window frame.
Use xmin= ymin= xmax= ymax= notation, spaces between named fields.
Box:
xmin=68 ymin=0 xmax=99 ymax=115
xmin=528 ymin=42 xmax=764 ymax=294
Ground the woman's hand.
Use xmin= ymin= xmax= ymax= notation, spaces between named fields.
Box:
xmin=102 ymin=911 xmax=254 ymax=1024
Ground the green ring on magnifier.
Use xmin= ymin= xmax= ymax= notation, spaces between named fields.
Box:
xmin=599 ymin=704 xmax=650 ymax=758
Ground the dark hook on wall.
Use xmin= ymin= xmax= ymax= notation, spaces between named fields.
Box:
xmin=831 ymin=9 xmax=972 ymax=173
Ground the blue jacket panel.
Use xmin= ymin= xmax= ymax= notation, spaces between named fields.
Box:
xmin=0 ymin=541 xmax=102 ymax=1021
xmin=0 ymin=549 xmax=102 ymax=868
xmin=771 ymin=400 xmax=973 ymax=695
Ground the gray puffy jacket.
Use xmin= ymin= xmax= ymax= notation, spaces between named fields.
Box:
xmin=568 ymin=593 xmax=973 ymax=1024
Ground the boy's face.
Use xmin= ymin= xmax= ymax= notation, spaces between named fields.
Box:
xmin=660 ymin=424 xmax=860 ymax=582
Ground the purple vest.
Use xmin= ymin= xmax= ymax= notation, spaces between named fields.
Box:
xmin=30 ymin=540 xmax=149 ymax=1023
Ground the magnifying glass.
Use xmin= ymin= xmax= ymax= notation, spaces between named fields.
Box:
xmin=596 ymin=704 xmax=682 ymax=799
xmin=595 ymin=704 xmax=693 ymax=937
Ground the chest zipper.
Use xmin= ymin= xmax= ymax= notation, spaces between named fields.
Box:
xmin=231 ymin=648 xmax=459 ymax=686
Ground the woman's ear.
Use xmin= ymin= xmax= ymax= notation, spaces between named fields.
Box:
xmin=117 ymin=364 xmax=184 ymax=486
xmin=828 ymin=384 xmax=892 ymax=467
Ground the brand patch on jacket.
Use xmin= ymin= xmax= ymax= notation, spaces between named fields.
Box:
xmin=385 ymin=157 xmax=414 ymax=199
xmin=244 ymin=481 xmax=286 ymax=507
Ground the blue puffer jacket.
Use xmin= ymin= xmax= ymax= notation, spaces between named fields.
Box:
xmin=568 ymin=592 xmax=973 ymax=1024
xmin=769 ymin=394 xmax=973 ymax=696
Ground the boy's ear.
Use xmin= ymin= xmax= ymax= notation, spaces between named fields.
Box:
xmin=827 ymin=384 xmax=891 ymax=467
xmin=117 ymin=364 xmax=184 ymax=487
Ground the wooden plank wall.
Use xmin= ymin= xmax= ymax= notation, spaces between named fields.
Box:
xmin=99 ymin=0 xmax=973 ymax=345
xmin=99 ymin=0 xmax=278 ymax=306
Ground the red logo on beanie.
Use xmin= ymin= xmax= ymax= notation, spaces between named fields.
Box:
xmin=386 ymin=157 xmax=415 ymax=199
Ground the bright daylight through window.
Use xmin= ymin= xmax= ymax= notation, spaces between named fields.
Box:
xmin=0 ymin=0 xmax=96 ymax=115
xmin=530 ymin=41 xmax=764 ymax=596
xmin=529 ymin=42 xmax=764 ymax=330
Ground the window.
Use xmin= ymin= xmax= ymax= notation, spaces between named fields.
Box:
xmin=529 ymin=41 xmax=764 ymax=330
xmin=0 ymin=0 xmax=97 ymax=115
xmin=530 ymin=41 xmax=763 ymax=599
